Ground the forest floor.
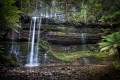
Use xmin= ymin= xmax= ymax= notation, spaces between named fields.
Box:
xmin=0 ymin=63 xmax=120 ymax=80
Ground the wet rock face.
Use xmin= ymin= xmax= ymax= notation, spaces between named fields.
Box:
xmin=5 ymin=30 xmax=100 ymax=45
xmin=0 ymin=65 xmax=120 ymax=80
xmin=4 ymin=17 xmax=117 ymax=45
xmin=4 ymin=16 xmax=109 ymax=45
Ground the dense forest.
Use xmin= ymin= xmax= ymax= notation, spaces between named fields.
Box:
xmin=0 ymin=0 xmax=120 ymax=37
xmin=0 ymin=0 xmax=120 ymax=80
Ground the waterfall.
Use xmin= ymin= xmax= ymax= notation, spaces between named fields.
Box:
xmin=29 ymin=17 xmax=37 ymax=65
xmin=80 ymin=28 xmax=86 ymax=50
xmin=25 ymin=16 xmax=41 ymax=67
xmin=43 ymin=53 xmax=48 ymax=63
xmin=35 ymin=16 xmax=42 ymax=63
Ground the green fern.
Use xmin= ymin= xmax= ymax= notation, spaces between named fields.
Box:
xmin=98 ymin=32 xmax=120 ymax=55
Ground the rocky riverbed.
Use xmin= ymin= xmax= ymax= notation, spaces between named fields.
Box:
xmin=0 ymin=64 xmax=120 ymax=80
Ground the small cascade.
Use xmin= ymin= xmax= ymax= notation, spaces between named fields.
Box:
xmin=81 ymin=33 xmax=86 ymax=50
xmin=43 ymin=53 xmax=48 ymax=63
xmin=10 ymin=31 xmax=16 ymax=53
xmin=80 ymin=28 xmax=86 ymax=50
xmin=45 ymin=6 xmax=50 ymax=18
xmin=10 ymin=30 xmax=20 ymax=61
xmin=25 ymin=16 xmax=42 ymax=67
xmin=29 ymin=17 xmax=37 ymax=65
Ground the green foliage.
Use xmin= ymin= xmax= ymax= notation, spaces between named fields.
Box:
xmin=99 ymin=32 xmax=120 ymax=55
xmin=18 ymin=0 xmax=120 ymax=24
xmin=100 ymin=0 xmax=120 ymax=24
xmin=96 ymin=52 xmax=109 ymax=59
xmin=69 ymin=0 xmax=119 ymax=24
xmin=88 ymin=44 xmax=99 ymax=52
xmin=100 ymin=11 xmax=120 ymax=24
xmin=0 ymin=0 xmax=21 ymax=37
xmin=41 ymin=24 xmax=67 ymax=32
xmin=39 ymin=38 xmax=49 ymax=53
xmin=0 ymin=44 xmax=19 ymax=66
xmin=113 ymin=61 xmax=120 ymax=70
xmin=0 ymin=55 xmax=19 ymax=66
xmin=57 ymin=25 xmax=67 ymax=32
xmin=68 ymin=0 xmax=102 ymax=23
xmin=49 ymin=50 xmax=96 ymax=62
xmin=19 ymin=0 xmax=53 ymax=16
xmin=18 ymin=0 xmax=36 ymax=16
xmin=68 ymin=12 xmax=84 ymax=23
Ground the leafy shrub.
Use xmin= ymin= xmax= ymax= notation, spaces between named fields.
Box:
xmin=98 ymin=32 xmax=120 ymax=55
xmin=113 ymin=61 xmax=120 ymax=70
xmin=39 ymin=38 xmax=50 ymax=53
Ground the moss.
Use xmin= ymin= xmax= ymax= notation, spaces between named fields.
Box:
xmin=96 ymin=52 xmax=119 ymax=62
xmin=39 ymin=38 xmax=50 ymax=54
xmin=49 ymin=50 xmax=97 ymax=62
xmin=96 ymin=52 xmax=109 ymax=59
xmin=113 ymin=61 xmax=120 ymax=70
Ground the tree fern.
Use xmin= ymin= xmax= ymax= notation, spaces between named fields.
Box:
xmin=99 ymin=32 xmax=120 ymax=55
xmin=0 ymin=0 xmax=21 ymax=37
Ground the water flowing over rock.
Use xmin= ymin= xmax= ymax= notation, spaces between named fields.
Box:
xmin=25 ymin=16 xmax=41 ymax=67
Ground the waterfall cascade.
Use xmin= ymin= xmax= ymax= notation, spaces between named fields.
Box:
xmin=25 ymin=16 xmax=41 ymax=67
xmin=80 ymin=27 xmax=86 ymax=50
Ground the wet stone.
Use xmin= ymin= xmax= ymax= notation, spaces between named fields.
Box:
xmin=0 ymin=65 xmax=120 ymax=80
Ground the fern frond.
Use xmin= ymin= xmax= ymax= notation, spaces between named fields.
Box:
xmin=100 ymin=46 xmax=112 ymax=52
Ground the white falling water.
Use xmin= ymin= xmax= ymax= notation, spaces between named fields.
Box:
xmin=43 ymin=53 xmax=48 ymax=63
xmin=81 ymin=29 xmax=86 ymax=50
xmin=28 ymin=18 xmax=33 ymax=56
xmin=35 ymin=16 xmax=42 ymax=64
xmin=30 ymin=17 xmax=37 ymax=65
xmin=46 ymin=12 xmax=49 ymax=18
xmin=50 ymin=8 xmax=54 ymax=18
xmin=25 ymin=16 xmax=41 ymax=67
